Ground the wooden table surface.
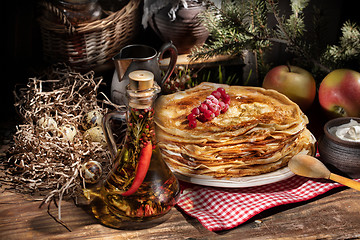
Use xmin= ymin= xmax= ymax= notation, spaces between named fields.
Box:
xmin=1 ymin=186 xmax=360 ymax=240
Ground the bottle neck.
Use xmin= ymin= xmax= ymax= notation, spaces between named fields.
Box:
xmin=126 ymin=82 xmax=161 ymax=110
xmin=124 ymin=83 xmax=160 ymax=149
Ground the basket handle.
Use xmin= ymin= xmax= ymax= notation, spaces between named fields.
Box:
xmin=40 ymin=0 xmax=76 ymax=34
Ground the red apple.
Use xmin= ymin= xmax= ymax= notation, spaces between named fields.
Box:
xmin=318 ymin=69 xmax=360 ymax=118
xmin=262 ymin=65 xmax=316 ymax=111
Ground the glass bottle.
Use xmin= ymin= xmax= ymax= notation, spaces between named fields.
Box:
xmin=91 ymin=70 xmax=180 ymax=228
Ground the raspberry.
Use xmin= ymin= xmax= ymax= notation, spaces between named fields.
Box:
xmin=211 ymin=90 xmax=222 ymax=99
xmin=189 ymin=119 xmax=197 ymax=128
xmin=221 ymin=103 xmax=229 ymax=113
xmin=217 ymin=87 xmax=226 ymax=96
xmin=191 ymin=107 xmax=200 ymax=116
xmin=206 ymin=95 xmax=217 ymax=101
xmin=207 ymin=103 xmax=217 ymax=113
xmin=219 ymin=101 xmax=226 ymax=111
xmin=204 ymin=99 xmax=212 ymax=106
xmin=198 ymin=114 xmax=207 ymax=122
xmin=212 ymin=98 xmax=219 ymax=105
xmin=199 ymin=103 xmax=208 ymax=113
xmin=222 ymin=93 xmax=231 ymax=105
xmin=187 ymin=113 xmax=197 ymax=121
xmin=204 ymin=109 xmax=214 ymax=121
xmin=187 ymin=88 xmax=230 ymax=128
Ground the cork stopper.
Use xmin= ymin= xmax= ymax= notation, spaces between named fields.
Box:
xmin=128 ymin=70 xmax=154 ymax=91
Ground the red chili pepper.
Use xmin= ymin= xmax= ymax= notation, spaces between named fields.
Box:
xmin=121 ymin=142 xmax=153 ymax=196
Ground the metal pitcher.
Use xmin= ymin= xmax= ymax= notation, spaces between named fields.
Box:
xmin=111 ymin=42 xmax=177 ymax=105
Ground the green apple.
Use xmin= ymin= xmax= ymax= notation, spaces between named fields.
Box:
xmin=318 ymin=69 xmax=360 ymax=118
xmin=262 ymin=65 xmax=316 ymax=111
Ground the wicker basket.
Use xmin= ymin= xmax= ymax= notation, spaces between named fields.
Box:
xmin=39 ymin=0 xmax=141 ymax=71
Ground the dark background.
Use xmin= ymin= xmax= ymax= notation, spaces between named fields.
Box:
xmin=3 ymin=0 xmax=360 ymax=124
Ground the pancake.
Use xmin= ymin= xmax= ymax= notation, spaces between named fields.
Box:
xmin=154 ymin=82 xmax=315 ymax=179
xmin=155 ymin=82 xmax=308 ymax=139
xmin=160 ymin=129 xmax=314 ymax=178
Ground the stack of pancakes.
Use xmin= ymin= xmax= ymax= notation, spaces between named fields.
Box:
xmin=155 ymin=82 xmax=315 ymax=178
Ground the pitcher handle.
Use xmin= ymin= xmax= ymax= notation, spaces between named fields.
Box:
xmin=102 ymin=111 xmax=126 ymax=159
xmin=158 ymin=42 xmax=178 ymax=87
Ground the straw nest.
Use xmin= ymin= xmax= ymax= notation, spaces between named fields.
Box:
xmin=2 ymin=64 xmax=123 ymax=228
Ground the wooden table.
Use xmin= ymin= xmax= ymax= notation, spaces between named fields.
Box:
xmin=1 ymin=186 xmax=359 ymax=239
xmin=1 ymin=110 xmax=360 ymax=240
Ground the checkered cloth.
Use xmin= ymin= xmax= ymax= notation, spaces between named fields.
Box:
xmin=176 ymin=175 xmax=358 ymax=231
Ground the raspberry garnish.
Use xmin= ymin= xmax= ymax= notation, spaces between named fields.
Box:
xmin=187 ymin=87 xmax=230 ymax=128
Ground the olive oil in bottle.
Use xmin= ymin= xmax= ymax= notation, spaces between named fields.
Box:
xmin=89 ymin=70 xmax=180 ymax=228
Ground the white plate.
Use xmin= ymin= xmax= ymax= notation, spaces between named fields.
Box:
xmin=173 ymin=166 xmax=295 ymax=188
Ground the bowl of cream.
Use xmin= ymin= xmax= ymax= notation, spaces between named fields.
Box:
xmin=318 ymin=117 xmax=360 ymax=178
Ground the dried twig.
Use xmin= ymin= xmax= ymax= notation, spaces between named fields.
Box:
xmin=46 ymin=199 xmax=72 ymax=232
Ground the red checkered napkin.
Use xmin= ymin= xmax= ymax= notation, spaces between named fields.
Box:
xmin=176 ymin=176 xmax=357 ymax=231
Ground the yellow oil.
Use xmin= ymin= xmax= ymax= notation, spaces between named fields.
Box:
xmin=89 ymin=146 xmax=180 ymax=228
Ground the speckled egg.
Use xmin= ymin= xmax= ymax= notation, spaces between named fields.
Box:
xmin=59 ymin=124 xmax=77 ymax=142
xmin=38 ymin=117 xmax=57 ymax=131
xmin=81 ymin=110 xmax=103 ymax=130
xmin=83 ymin=126 xmax=107 ymax=146
xmin=81 ymin=160 xmax=103 ymax=184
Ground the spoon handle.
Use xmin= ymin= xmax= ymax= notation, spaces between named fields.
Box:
xmin=329 ymin=173 xmax=360 ymax=191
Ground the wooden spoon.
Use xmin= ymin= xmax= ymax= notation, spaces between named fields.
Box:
xmin=288 ymin=154 xmax=360 ymax=191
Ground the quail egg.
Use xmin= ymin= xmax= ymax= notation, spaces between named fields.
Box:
xmin=38 ymin=116 xmax=57 ymax=131
xmin=81 ymin=160 xmax=103 ymax=184
xmin=84 ymin=126 xmax=107 ymax=146
xmin=81 ymin=110 xmax=103 ymax=130
xmin=59 ymin=124 xmax=77 ymax=142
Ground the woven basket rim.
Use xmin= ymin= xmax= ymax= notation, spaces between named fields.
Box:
xmin=39 ymin=0 xmax=140 ymax=34
xmin=39 ymin=0 xmax=142 ymax=70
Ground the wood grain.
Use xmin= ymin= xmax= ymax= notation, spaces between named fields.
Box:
xmin=1 ymin=187 xmax=359 ymax=240
xmin=159 ymin=54 xmax=243 ymax=68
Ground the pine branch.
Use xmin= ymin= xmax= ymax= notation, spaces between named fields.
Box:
xmin=192 ymin=0 xmax=357 ymax=78
xmin=266 ymin=0 xmax=331 ymax=72
xmin=192 ymin=0 xmax=271 ymax=60
xmin=321 ymin=21 xmax=360 ymax=70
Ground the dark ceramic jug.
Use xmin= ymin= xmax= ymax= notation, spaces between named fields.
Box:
xmin=111 ymin=43 xmax=177 ymax=105
xmin=149 ymin=1 xmax=209 ymax=54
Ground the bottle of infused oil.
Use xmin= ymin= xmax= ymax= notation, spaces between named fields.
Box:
xmin=91 ymin=70 xmax=180 ymax=228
